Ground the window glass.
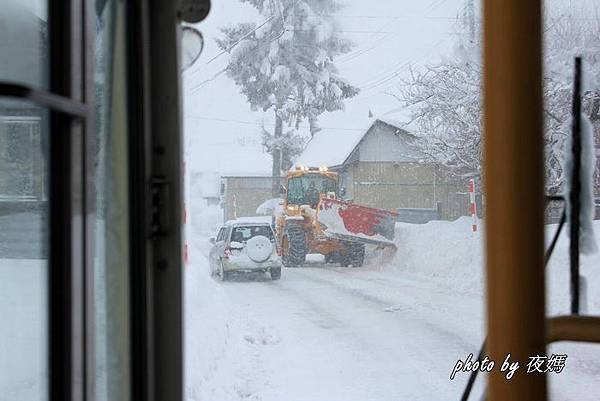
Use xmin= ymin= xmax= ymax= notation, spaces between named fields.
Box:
xmin=0 ymin=99 xmax=48 ymax=401
xmin=231 ymin=225 xmax=274 ymax=242
xmin=0 ymin=1 xmax=48 ymax=89
xmin=94 ymin=1 xmax=130 ymax=401
xmin=183 ymin=1 xmax=600 ymax=400
xmin=0 ymin=116 xmax=44 ymax=199
xmin=287 ymin=174 xmax=337 ymax=206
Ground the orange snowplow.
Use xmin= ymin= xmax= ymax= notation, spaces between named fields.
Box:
xmin=276 ymin=167 xmax=398 ymax=267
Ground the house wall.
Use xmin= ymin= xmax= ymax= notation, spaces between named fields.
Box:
xmin=223 ymin=177 xmax=278 ymax=221
xmin=343 ymin=162 xmax=470 ymax=221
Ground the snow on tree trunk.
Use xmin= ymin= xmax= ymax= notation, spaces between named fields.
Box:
xmin=272 ymin=113 xmax=283 ymax=197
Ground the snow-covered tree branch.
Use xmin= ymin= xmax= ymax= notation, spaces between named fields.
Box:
xmin=395 ymin=1 xmax=600 ymax=193
xmin=218 ymin=0 xmax=359 ymax=196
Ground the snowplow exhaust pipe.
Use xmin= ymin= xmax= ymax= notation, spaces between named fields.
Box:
xmin=483 ymin=1 xmax=547 ymax=400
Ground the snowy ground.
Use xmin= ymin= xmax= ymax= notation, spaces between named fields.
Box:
xmin=185 ymin=217 xmax=600 ymax=401
xmin=0 ymin=259 xmax=47 ymax=401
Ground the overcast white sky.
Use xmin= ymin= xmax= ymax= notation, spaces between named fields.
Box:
xmin=182 ymin=0 xmax=577 ymax=175
xmin=183 ymin=0 xmax=471 ymax=175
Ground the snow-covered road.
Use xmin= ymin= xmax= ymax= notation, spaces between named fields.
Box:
xmin=186 ymin=219 xmax=600 ymax=401
xmin=186 ymin=244 xmax=486 ymax=401
xmin=216 ymin=267 xmax=483 ymax=401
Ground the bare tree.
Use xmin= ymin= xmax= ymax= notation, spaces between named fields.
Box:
xmin=396 ymin=1 xmax=600 ymax=192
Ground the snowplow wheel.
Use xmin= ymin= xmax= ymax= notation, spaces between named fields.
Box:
xmin=282 ymin=224 xmax=307 ymax=267
xmin=342 ymin=243 xmax=365 ymax=267
xmin=325 ymin=252 xmax=340 ymax=264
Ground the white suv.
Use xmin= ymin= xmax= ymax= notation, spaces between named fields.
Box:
xmin=209 ymin=218 xmax=282 ymax=281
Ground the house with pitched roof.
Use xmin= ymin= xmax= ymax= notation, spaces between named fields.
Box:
xmin=295 ymin=118 xmax=470 ymax=221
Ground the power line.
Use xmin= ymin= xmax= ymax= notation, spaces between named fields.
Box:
xmin=289 ymin=28 xmax=396 ymax=34
xmin=337 ymin=16 xmax=398 ymax=63
xmin=205 ymin=15 xmax=277 ymax=65
xmin=353 ymin=37 xmax=447 ymax=98
xmin=288 ymin=14 xmax=467 ymax=20
xmin=187 ymin=68 xmax=227 ymax=93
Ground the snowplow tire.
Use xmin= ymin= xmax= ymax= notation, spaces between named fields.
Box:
xmin=325 ymin=252 xmax=340 ymax=264
xmin=282 ymin=224 xmax=307 ymax=267
xmin=350 ymin=244 xmax=365 ymax=267
xmin=341 ymin=243 xmax=365 ymax=267
xmin=340 ymin=255 xmax=351 ymax=267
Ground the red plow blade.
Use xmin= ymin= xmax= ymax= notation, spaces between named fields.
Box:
xmin=317 ymin=198 xmax=398 ymax=246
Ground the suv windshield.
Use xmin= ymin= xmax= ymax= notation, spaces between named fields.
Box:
xmin=230 ymin=225 xmax=274 ymax=243
xmin=287 ymin=174 xmax=337 ymax=207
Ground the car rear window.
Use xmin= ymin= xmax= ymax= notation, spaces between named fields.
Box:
xmin=230 ymin=225 xmax=274 ymax=243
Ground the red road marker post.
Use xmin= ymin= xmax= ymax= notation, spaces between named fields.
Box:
xmin=469 ymin=179 xmax=478 ymax=232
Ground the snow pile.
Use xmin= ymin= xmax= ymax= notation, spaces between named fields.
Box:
xmin=392 ymin=217 xmax=600 ymax=313
xmin=546 ymin=221 xmax=600 ymax=315
xmin=0 ymin=259 xmax=47 ymax=401
xmin=392 ymin=217 xmax=484 ymax=294
xmin=185 ymin=240 xmax=280 ymax=401
xmin=185 ymin=244 xmax=231 ymax=401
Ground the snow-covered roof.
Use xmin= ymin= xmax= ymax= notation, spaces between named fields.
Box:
xmin=378 ymin=106 xmax=420 ymax=133
xmin=294 ymin=119 xmax=377 ymax=168
xmin=294 ymin=116 xmax=416 ymax=168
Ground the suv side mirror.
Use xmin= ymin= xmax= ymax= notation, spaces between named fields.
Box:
xmin=209 ymin=237 xmax=216 ymax=245
xmin=279 ymin=184 xmax=286 ymax=195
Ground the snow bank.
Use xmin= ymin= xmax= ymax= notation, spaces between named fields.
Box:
xmin=392 ymin=217 xmax=484 ymax=294
xmin=392 ymin=216 xmax=600 ymax=313
xmin=546 ymin=221 xmax=600 ymax=315
xmin=0 ymin=259 xmax=47 ymax=401
xmin=185 ymin=244 xmax=231 ymax=401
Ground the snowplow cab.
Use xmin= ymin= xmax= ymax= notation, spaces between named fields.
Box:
xmin=285 ymin=166 xmax=339 ymax=207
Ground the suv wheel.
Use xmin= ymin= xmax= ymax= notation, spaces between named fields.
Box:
xmin=341 ymin=243 xmax=365 ymax=267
